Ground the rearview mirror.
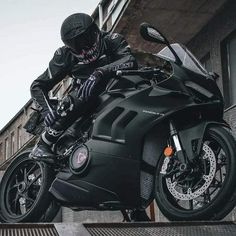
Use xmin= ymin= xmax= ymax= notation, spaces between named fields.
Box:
xmin=140 ymin=22 xmax=168 ymax=45
xmin=140 ymin=22 xmax=182 ymax=65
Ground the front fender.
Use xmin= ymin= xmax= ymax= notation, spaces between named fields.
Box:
xmin=178 ymin=120 xmax=229 ymax=161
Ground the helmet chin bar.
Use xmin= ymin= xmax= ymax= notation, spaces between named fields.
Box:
xmin=71 ymin=33 xmax=102 ymax=64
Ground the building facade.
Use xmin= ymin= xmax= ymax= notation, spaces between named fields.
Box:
xmin=0 ymin=0 xmax=236 ymax=222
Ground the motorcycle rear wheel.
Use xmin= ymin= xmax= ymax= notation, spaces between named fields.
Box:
xmin=155 ymin=126 xmax=236 ymax=221
xmin=0 ymin=149 xmax=56 ymax=222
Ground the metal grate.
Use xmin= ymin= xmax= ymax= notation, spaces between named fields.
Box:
xmin=85 ymin=222 xmax=236 ymax=236
xmin=0 ymin=224 xmax=59 ymax=236
xmin=140 ymin=171 xmax=153 ymax=200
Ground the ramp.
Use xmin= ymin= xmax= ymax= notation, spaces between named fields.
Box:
xmin=1 ymin=221 xmax=236 ymax=236
xmin=83 ymin=222 xmax=236 ymax=236
xmin=0 ymin=224 xmax=58 ymax=236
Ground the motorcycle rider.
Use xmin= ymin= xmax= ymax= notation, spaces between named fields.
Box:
xmin=29 ymin=13 xmax=150 ymax=222
xmin=29 ymin=13 xmax=137 ymax=160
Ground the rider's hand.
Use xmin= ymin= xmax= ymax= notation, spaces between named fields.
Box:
xmin=43 ymin=109 xmax=59 ymax=127
xmin=77 ymin=70 xmax=104 ymax=101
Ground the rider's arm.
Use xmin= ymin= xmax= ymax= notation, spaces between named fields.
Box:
xmin=30 ymin=47 xmax=71 ymax=114
xmin=96 ymin=33 xmax=138 ymax=78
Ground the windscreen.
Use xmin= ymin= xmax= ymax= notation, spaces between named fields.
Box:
xmin=157 ymin=43 xmax=208 ymax=76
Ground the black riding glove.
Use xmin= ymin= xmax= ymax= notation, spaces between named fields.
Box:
xmin=57 ymin=95 xmax=74 ymax=117
xmin=77 ymin=70 xmax=104 ymax=102
xmin=44 ymin=109 xmax=60 ymax=127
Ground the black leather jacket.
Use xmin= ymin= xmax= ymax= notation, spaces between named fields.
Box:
xmin=30 ymin=32 xmax=137 ymax=113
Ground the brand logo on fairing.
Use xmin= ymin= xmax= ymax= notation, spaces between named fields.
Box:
xmin=142 ymin=110 xmax=164 ymax=116
xmin=77 ymin=152 xmax=87 ymax=164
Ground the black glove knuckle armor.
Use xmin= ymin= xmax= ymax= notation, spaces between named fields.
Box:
xmin=57 ymin=95 xmax=74 ymax=117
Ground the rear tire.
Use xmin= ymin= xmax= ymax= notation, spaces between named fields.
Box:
xmin=155 ymin=125 xmax=236 ymax=220
xmin=0 ymin=149 xmax=55 ymax=222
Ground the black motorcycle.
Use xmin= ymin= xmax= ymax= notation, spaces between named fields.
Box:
xmin=1 ymin=23 xmax=236 ymax=223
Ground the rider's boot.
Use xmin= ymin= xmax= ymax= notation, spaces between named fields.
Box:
xmin=29 ymin=128 xmax=63 ymax=163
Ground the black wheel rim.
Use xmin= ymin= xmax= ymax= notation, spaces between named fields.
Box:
xmin=159 ymin=131 xmax=229 ymax=212
xmin=4 ymin=159 xmax=43 ymax=218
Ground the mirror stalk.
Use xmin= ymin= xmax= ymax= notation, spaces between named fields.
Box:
xmin=166 ymin=44 xmax=182 ymax=66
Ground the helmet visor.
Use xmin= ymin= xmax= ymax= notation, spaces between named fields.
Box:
xmin=64 ymin=25 xmax=99 ymax=54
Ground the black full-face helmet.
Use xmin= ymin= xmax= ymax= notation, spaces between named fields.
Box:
xmin=61 ymin=13 xmax=102 ymax=63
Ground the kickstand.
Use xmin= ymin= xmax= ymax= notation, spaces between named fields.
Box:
xmin=121 ymin=209 xmax=131 ymax=222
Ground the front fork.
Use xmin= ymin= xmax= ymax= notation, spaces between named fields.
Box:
xmin=169 ymin=121 xmax=186 ymax=164
xmin=160 ymin=121 xmax=187 ymax=175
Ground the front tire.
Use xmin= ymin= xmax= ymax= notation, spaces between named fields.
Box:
xmin=155 ymin=125 xmax=236 ymax=220
xmin=0 ymin=149 xmax=55 ymax=222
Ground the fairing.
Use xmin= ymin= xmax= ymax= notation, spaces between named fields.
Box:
xmin=50 ymin=44 xmax=224 ymax=210
xmin=157 ymin=43 xmax=208 ymax=76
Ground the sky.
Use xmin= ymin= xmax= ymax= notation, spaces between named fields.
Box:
xmin=0 ymin=0 xmax=100 ymax=130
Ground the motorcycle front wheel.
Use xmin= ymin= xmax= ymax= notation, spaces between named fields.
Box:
xmin=155 ymin=125 xmax=236 ymax=221
xmin=0 ymin=149 xmax=57 ymax=222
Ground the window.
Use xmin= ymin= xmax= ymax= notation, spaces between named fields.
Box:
xmin=52 ymin=83 xmax=62 ymax=99
xmin=221 ymin=31 xmax=236 ymax=108
xmin=5 ymin=138 xmax=9 ymax=159
xmin=102 ymin=0 xmax=127 ymax=30
xmin=109 ymin=0 xmax=126 ymax=26
xmin=0 ymin=142 xmax=3 ymax=160
xmin=17 ymin=125 xmax=22 ymax=149
xmin=62 ymin=77 xmax=72 ymax=94
xmin=51 ymin=77 xmax=72 ymax=99
xmin=11 ymin=132 xmax=15 ymax=155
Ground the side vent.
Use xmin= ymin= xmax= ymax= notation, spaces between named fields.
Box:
xmin=94 ymin=107 xmax=125 ymax=139
xmin=93 ymin=108 xmax=137 ymax=143
xmin=112 ymin=111 xmax=137 ymax=142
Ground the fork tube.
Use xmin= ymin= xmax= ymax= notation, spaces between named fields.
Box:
xmin=169 ymin=121 xmax=186 ymax=163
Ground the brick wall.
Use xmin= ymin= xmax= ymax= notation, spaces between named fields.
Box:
xmin=0 ymin=100 xmax=34 ymax=165
xmin=187 ymin=0 xmax=236 ymax=95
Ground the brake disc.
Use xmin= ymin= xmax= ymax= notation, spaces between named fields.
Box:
xmin=165 ymin=143 xmax=216 ymax=200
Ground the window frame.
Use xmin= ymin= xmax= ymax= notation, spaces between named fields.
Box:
xmin=4 ymin=137 xmax=9 ymax=160
xmin=221 ymin=30 xmax=236 ymax=108
xmin=11 ymin=131 xmax=15 ymax=155
xmin=17 ymin=125 xmax=22 ymax=149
